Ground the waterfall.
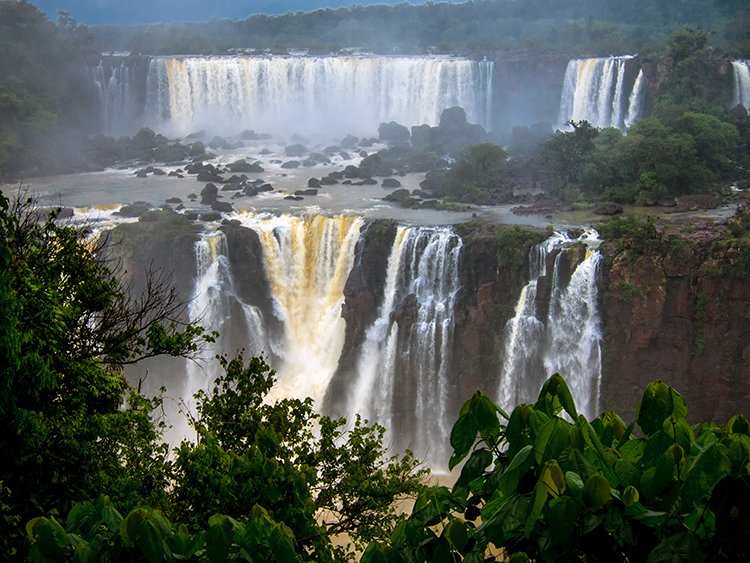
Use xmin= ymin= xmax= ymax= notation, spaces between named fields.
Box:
xmin=87 ymin=58 xmax=140 ymax=135
xmin=341 ymin=226 xmax=463 ymax=469
xmin=235 ymin=213 xmax=364 ymax=406
xmin=558 ymin=56 xmax=641 ymax=129
xmin=498 ymin=230 xmax=602 ymax=419
xmin=186 ymin=230 xmax=266 ymax=393
xmin=624 ymin=69 xmax=645 ymax=128
xmin=143 ymin=55 xmax=493 ymax=136
xmin=732 ymin=60 xmax=750 ymax=110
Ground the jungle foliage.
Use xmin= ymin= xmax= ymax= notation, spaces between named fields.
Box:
xmin=362 ymin=375 xmax=750 ymax=562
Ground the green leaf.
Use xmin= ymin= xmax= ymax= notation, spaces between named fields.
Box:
xmin=449 ymin=412 xmax=479 ymax=470
xmin=27 ymin=517 xmax=69 ymax=558
xmin=623 ymin=485 xmax=640 ymax=507
xmin=135 ymin=520 xmax=165 ymax=563
xmin=540 ymin=460 xmax=567 ymax=498
xmin=637 ymin=381 xmax=688 ymax=436
xmin=206 ymin=516 xmax=233 ymax=563
xmin=681 ymin=442 xmax=732 ymax=509
xmin=583 ymin=473 xmax=611 ymax=509
xmin=444 ymin=519 xmax=469 ymax=553
xmin=534 ymin=418 xmax=571 ymax=465
xmin=524 ymin=482 xmax=547 ymax=538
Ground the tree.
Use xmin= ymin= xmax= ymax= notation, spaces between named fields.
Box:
xmin=171 ymin=354 xmax=426 ymax=561
xmin=0 ymin=193 xmax=211 ymax=556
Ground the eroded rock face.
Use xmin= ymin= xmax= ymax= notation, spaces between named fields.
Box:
xmin=600 ymin=240 xmax=750 ymax=422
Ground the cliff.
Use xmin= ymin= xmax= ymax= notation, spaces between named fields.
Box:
xmin=599 ymin=215 xmax=750 ymax=422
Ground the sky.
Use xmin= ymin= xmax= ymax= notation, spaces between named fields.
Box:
xmin=31 ymin=0 xmax=435 ymax=26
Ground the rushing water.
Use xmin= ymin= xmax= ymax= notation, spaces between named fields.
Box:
xmin=732 ymin=60 xmax=750 ymax=110
xmin=558 ymin=56 xmax=643 ymax=129
xmin=89 ymin=55 xmax=493 ymax=136
xmin=497 ymin=229 xmax=602 ymax=418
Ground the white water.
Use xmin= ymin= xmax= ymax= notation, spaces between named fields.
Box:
xmin=732 ymin=60 xmax=750 ymax=109
xmin=142 ymin=55 xmax=493 ymax=136
xmin=624 ymin=69 xmax=645 ymax=128
xmin=233 ymin=213 xmax=364 ymax=405
xmin=342 ymin=226 xmax=463 ymax=468
xmin=87 ymin=59 xmax=140 ymax=135
xmin=498 ymin=230 xmax=602 ymax=419
xmin=558 ymin=56 xmax=641 ymax=129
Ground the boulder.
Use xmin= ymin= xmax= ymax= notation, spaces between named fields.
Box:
xmin=208 ymin=136 xmax=232 ymax=150
xmin=281 ymin=160 xmax=301 ymax=169
xmin=378 ymin=121 xmax=410 ymax=145
xmin=308 ymin=178 xmax=321 ymax=188
xmin=295 ymin=188 xmax=318 ymax=196
xmin=211 ymin=201 xmax=234 ymax=213
xmin=341 ymin=135 xmax=359 ymax=149
xmin=284 ymin=195 xmax=304 ymax=201
xmin=227 ymin=159 xmax=264 ymax=173
xmin=383 ymin=189 xmax=411 ymax=202
xmin=200 ymin=183 xmax=218 ymax=204
xmin=118 ymin=201 xmax=152 ymax=217
xmin=166 ymin=197 xmax=182 ymax=204
xmin=152 ymin=168 xmax=166 ymax=176
xmin=199 ymin=211 xmax=222 ymax=221
xmin=285 ymin=143 xmax=307 ymax=157
xmin=363 ymin=178 xmax=378 ymax=185
xmin=382 ymin=178 xmax=402 ymax=188
xmin=339 ymin=151 xmax=351 ymax=160
xmin=134 ymin=169 xmax=148 ymax=178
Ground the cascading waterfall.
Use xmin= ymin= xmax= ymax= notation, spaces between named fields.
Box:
xmin=87 ymin=59 xmax=140 ymax=135
xmin=186 ymin=230 xmax=266 ymax=398
xmin=498 ymin=230 xmax=602 ymax=419
xmin=732 ymin=60 xmax=750 ymax=109
xmin=341 ymin=226 xmax=463 ymax=469
xmin=143 ymin=55 xmax=493 ymax=136
xmin=558 ymin=56 xmax=642 ymax=129
xmin=235 ymin=213 xmax=364 ymax=405
xmin=624 ymin=69 xmax=645 ymax=128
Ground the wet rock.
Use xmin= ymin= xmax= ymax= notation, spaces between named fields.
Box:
xmin=378 ymin=121 xmax=410 ymax=145
xmin=281 ymin=160 xmax=301 ymax=169
xmin=152 ymin=168 xmax=166 ymax=176
xmin=118 ymin=201 xmax=152 ymax=217
xmin=166 ymin=197 xmax=182 ymax=204
xmin=227 ymin=159 xmax=264 ymax=173
xmin=285 ymin=143 xmax=307 ymax=157
xmin=199 ymin=211 xmax=222 ymax=221
xmin=308 ymin=178 xmax=321 ymax=188
xmin=200 ymin=183 xmax=218 ymax=204
xmin=339 ymin=151 xmax=351 ymax=160
xmin=135 ymin=169 xmax=148 ymax=178
xmin=341 ymin=135 xmax=359 ymax=149
xmin=284 ymin=195 xmax=304 ymax=201
xmin=295 ymin=188 xmax=318 ymax=196
xmin=211 ymin=201 xmax=234 ymax=213
xmin=382 ymin=178 xmax=402 ymax=188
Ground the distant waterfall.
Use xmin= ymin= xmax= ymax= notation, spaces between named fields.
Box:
xmin=498 ymin=230 xmax=602 ymax=419
xmin=87 ymin=58 xmax=141 ymax=135
xmin=143 ymin=55 xmax=493 ymax=136
xmin=558 ymin=56 xmax=642 ymax=129
xmin=732 ymin=60 xmax=750 ymax=109
xmin=342 ymin=226 xmax=463 ymax=469
xmin=624 ymin=69 xmax=645 ymax=128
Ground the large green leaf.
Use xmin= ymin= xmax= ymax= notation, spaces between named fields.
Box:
xmin=547 ymin=496 xmax=578 ymax=549
xmin=637 ymin=381 xmax=688 ymax=436
xmin=583 ymin=473 xmax=611 ymax=509
xmin=449 ymin=412 xmax=479 ymax=470
xmin=681 ymin=442 xmax=732 ymax=509
xmin=534 ymin=418 xmax=572 ymax=465
xmin=135 ymin=520 xmax=165 ymax=563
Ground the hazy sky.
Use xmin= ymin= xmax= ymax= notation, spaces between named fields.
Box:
xmin=32 ymin=0 xmax=436 ymax=25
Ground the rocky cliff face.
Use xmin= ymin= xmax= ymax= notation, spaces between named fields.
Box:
xmin=600 ymin=226 xmax=750 ymax=422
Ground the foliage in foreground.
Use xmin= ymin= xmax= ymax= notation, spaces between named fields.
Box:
xmin=0 ymin=192 xmax=424 ymax=559
xmin=363 ymin=375 xmax=750 ymax=562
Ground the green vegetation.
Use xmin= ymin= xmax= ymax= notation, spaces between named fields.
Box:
xmin=0 ymin=192 xmax=424 ymax=559
xmin=362 ymin=375 xmax=750 ymax=562
xmin=89 ymin=0 xmax=749 ymax=56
